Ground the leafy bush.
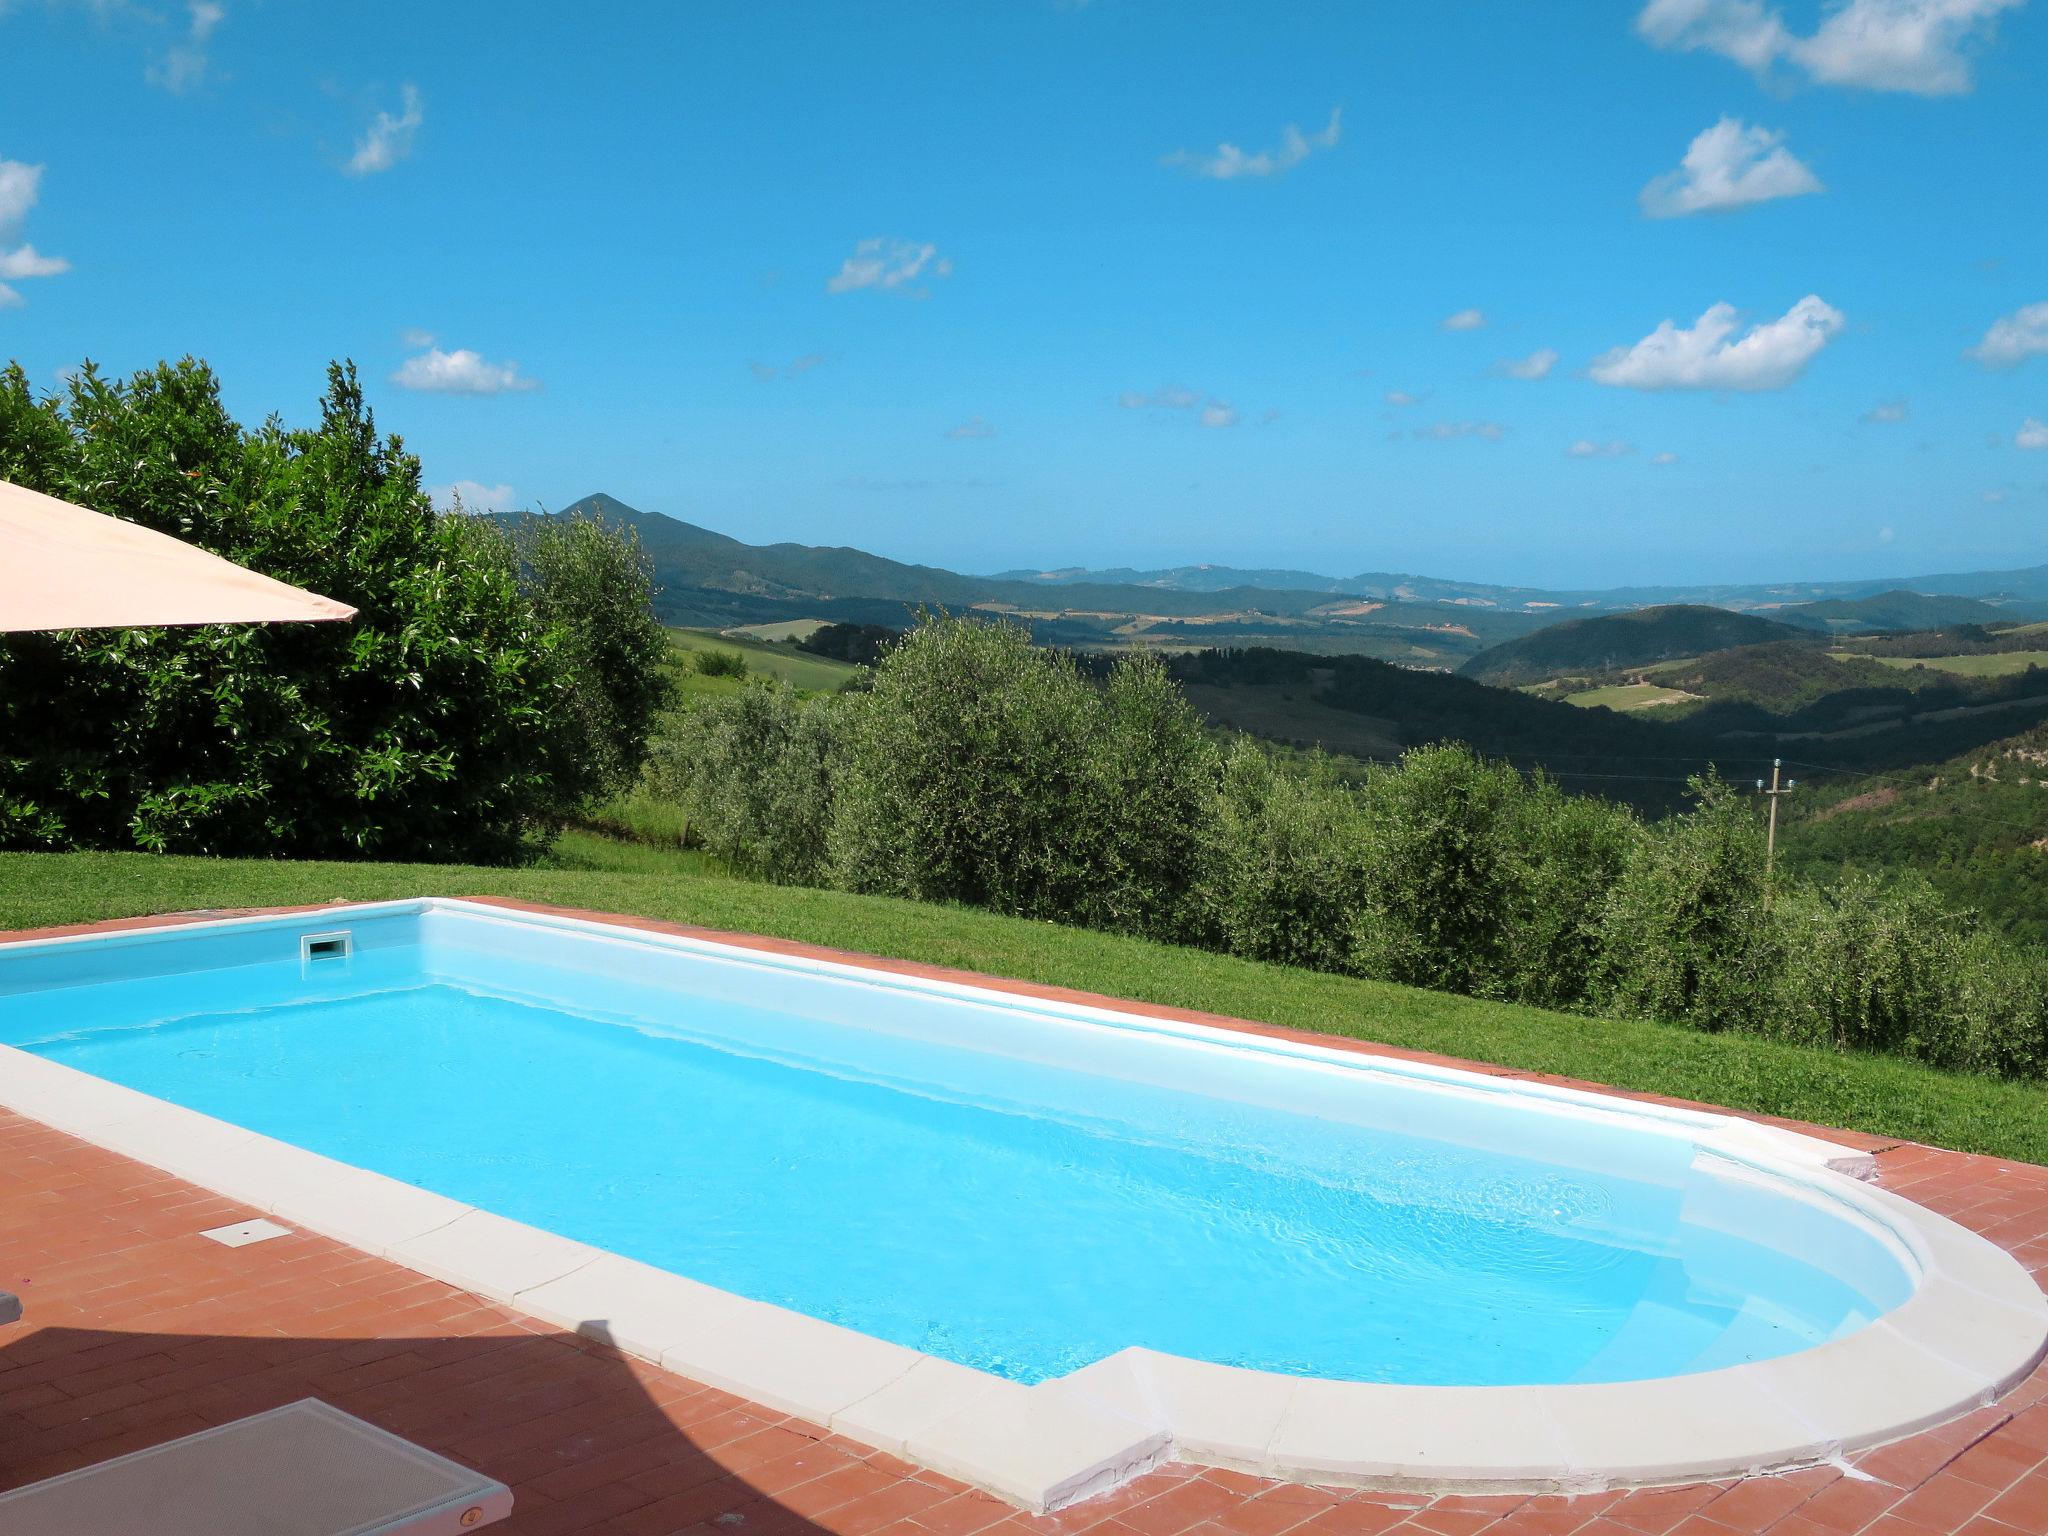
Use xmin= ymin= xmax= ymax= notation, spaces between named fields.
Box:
xmin=1594 ymin=774 xmax=1781 ymax=1034
xmin=512 ymin=510 xmax=674 ymax=799
xmin=0 ymin=358 xmax=630 ymax=863
xmin=1199 ymin=743 xmax=1371 ymax=972
xmin=1352 ymin=743 xmax=1529 ymax=996
xmin=1503 ymin=781 xmax=1641 ymax=1010
xmin=693 ymin=648 xmax=749 ymax=678
xmin=1767 ymin=874 xmax=2048 ymax=1077
xmin=1069 ymin=652 xmax=1221 ymax=943
xmin=650 ymin=680 xmax=840 ymax=884
xmin=829 ymin=618 xmax=1101 ymax=916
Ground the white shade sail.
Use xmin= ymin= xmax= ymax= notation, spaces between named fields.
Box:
xmin=0 ymin=478 xmax=356 ymax=633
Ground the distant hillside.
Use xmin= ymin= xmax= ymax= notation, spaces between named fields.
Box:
xmin=541 ymin=493 xmax=1552 ymax=658
xmin=1782 ymin=721 xmax=2048 ymax=950
xmin=992 ymin=559 xmax=2048 ymax=613
xmin=1458 ymin=605 xmax=1811 ymax=686
xmin=1773 ymin=590 xmax=2016 ymax=634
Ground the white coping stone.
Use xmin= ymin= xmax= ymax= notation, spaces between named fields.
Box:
xmin=906 ymin=1380 xmax=1171 ymax=1513
xmin=1134 ymin=1352 xmax=1300 ymax=1471
xmin=387 ymin=1209 xmax=599 ymax=1302
xmin=1269 ymin=1378 xmax=1573 ymax=1489
xmin=831 ymin=1356 xmax=1013 ymax=1458
xmin=515 ymin=1252 xmax=752 ymax=1363
xmin=657 ymin=1295 xmax=924 ymax=1422
xmin=1555 ymin=1367 xmax=1842 ymax=1486
xmin=4 ymin=897 xmax=2048 ymax=1512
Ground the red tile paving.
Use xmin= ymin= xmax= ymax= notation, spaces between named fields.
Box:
xmin=4 ymin=904 xmax=2048 ymax=1535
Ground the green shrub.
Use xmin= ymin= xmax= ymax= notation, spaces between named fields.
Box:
xmin=1199 ymin=742 xmax=1371 ymax=972
xmin=1352 ymin=743 xmax=1528 ymax=996
xmin=1069 ymin=653 xmax=1222 ymax=943
xmin=1504 ymin=781 xmax=1642 ymax=1010
xmin=829 ymin=618 xmax=1101 ymax=917
xmin=1767 ymin=874 xmax=2048 ymax=1077
xmin=1595 ymin=774 xmax=1781 ymax=1034
xmin=650 ymin=681 xmax=840 ymax=884
xmin=1947 ymin=934 xmax=2048 ymax=1077
xmin=693 ymin=649 xmax=749 ymax=678
xmin=513 ymin=511 xmax=674 ymax=800
xmin=0 ymin=358 xmax=606 ymax=864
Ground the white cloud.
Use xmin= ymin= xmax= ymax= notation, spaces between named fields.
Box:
xmin=1120 ymin=386 xmax=1240 ymax=427
xmin=1967 ymin=302 xmax=2048 ymax=368
xmin=1863 ymin=397 xmax=1911 ymax=422
xmin=431 ymin=481 xmax=519 ymax=514
xmin=1983 ymin=488 xmax=2009 ymax=503
xmin=0 ymin=158 xmax=68 ymax=308
xmin=2018 ymin=418 xmax=2048 ymax=451
xmin=1798 ymin=0 xmax=2022 ymax=93
xmin=1635 ymin=0 xmax=2022 ymax=96
xmin=391 ymin=346 xmax=538 ymax=395
xmin=750 ymin=354 xmax=827 ymax=381
xmin=945 ymin=416 xmax=997 ymax=440
xmin=1415 ymin=421 xmax=1507 ymax=441
xmin=399 ymin=326 xmax=436 ymax=348
xmin=347 ymin=84 xmax=423 ymax=176
xmin=0 ymin=244 xmax=68 ymax=279
xmin=827 ymin=237 xmax=952 ymax=295
xmin=1652 ymin=451 xmax=1682 ymax=465
xmin=1120 ymin=386 xmax=1201 ymax=411
xmin=1640 ymin=117 xmax=1822 ymax=217
xmin=1569 ymin=439 xmax=1634 ymax=458
xmin=1636 ymin=0 xmax=1790 ymax=71
xmin=1495 ymin=349 xmax=1558 ymax=380
xmin=1164 ymin=107 xmax=1342 ymax=180
xmin=1590 ymin=295 xmax=1844 ymax=391
xmin=1878 ymin=525 xmax=1897 ymax=543
xmin=148 ymin=1 xmax=224 ymax=94
xmin=1383 ymin=389 xmax=1421 ymax=407
xmin=1442 ymin=308 xmax=1486 ymax=331
xmin=0 ymin=160 xmax=39 ymax=233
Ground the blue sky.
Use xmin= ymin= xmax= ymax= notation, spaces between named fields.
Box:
xmin=3 ymin=0 xmax=2045 ymax=587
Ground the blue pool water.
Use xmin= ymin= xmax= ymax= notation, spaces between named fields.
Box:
xmin=0 ymin=905 xmax=1915 ymax=1387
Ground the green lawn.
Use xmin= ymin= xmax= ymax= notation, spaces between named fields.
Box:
xmin=6 ymin=847 xmax=2048 ymax=1165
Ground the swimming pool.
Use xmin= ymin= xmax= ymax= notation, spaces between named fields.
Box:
xmin=2 ymin=900 xmax=2041 ymax=1507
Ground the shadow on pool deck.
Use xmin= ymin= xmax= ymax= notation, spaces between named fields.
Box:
xmin=0 ymin=1323 xmax=984 ymax=1536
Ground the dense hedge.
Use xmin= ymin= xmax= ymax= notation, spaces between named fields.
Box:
xmin=656 ymin=615 xmax=2048 ymax=1079
xmin=0 ymin=358 xmax=669 ymax=862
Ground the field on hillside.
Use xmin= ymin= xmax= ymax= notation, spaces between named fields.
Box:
xmin=666 ymin=628 xmax=861 ymax=693
xmin=9 ymin=845 xmax=2048 ymax=1164
xmin=722 ymin=619 xmax=829 ymax=643
xmin=1562 ymin=682 xmax=1701 ymax=711
xmin=1848 ymin=651 xmax=2048 ymax=679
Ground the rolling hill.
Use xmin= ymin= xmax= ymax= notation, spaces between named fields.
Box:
xmin=545 ymin=494 xmax=1554 ymax=661
xmin=1771 ymin=590 xmax=2016 ymax=635
xmin=1457 ymin=606 xmax=1813 ymax=686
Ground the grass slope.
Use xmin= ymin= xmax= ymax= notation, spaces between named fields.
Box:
xmin=5 ymin=849 xmax=2046 ymax=1165
xmin=667 ymin=628 xmax=862 ymax=692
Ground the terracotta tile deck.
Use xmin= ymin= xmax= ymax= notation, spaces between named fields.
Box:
xmin=4 ymin=902 xmax=2048 ymax=1535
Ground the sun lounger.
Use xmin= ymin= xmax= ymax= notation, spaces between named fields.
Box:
xmin=0 ymin=1398 xmax=511 ymax=1535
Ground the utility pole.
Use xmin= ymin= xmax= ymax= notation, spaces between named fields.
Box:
xmin=1756 ymin=759 xmax=1797 ymax=875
